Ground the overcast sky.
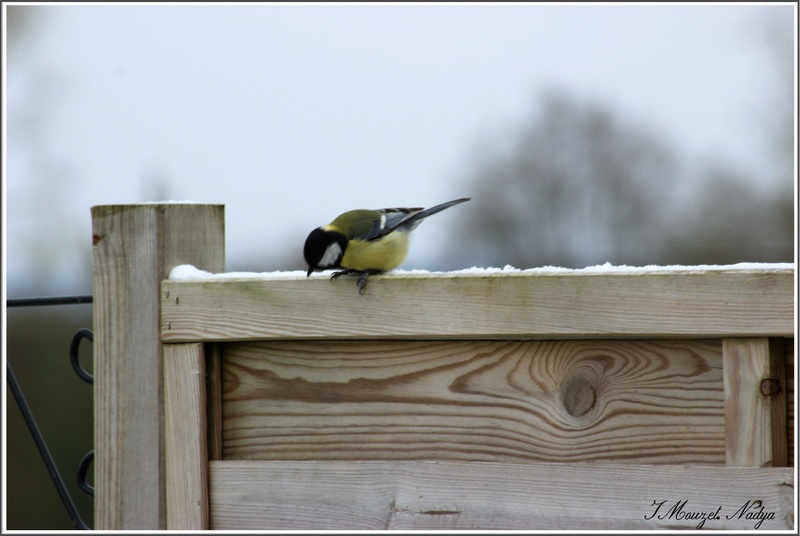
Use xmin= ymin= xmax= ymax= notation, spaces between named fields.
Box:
xmin=4 ymin=3 xmax=796 ymax=294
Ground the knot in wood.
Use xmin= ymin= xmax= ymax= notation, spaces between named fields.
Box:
xmin=562 ymin=375 xmax=597 ymax=417
xmin=760 ymin=378 xmax=781 ymax=397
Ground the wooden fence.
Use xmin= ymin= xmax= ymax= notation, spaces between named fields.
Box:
xmin=91 ymin=204 xmax=796 ymax=530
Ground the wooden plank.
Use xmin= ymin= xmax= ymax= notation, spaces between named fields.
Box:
xmin=206 ymin=344 xmax=224 ymax=461
xmin=723 ymin=338 xmax=787 ymax=466
xmin=91 ymin=204 xmax=224 ymax=529
xmin=770 ymin=337 xmax=789 ymax=466
xmin=164 ymin=343 xmax=209 ymax=530
xmin=160 ymin=269 xmax=794 ymax=342
xmin=788 ymin=338 xmax=795 ymax=467
xmin=221 ymin=339 xmax=726 ymax=464
xmin=208 ymin=459 xmax=794 ymax=530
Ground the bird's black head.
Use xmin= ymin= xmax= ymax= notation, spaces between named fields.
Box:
xmin=304 ymin=227 xmax=348 ymax=277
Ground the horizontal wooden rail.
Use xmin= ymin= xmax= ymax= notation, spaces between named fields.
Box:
xmin=161 ymin=268 xmax=793 ymax=342
xmin=208 ymin=460 xmax=794 ymax=530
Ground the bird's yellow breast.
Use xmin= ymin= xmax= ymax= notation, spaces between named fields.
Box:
xmin=340 ymin=231 xmax=410 ymax=272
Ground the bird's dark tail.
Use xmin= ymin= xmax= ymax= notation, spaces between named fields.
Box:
xmin=399 ymin=197 xmax=470 ymax=230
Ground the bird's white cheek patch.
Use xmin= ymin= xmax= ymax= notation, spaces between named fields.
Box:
xmin=320 ymin=242 xmax=343 ymax=267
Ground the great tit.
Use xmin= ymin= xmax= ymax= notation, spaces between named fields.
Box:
xmin=304 ymin=197 xmax=470 ymax=293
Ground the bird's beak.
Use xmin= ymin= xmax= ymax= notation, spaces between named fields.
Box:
xmin=307 ymin=266 xmax=315 ymax=277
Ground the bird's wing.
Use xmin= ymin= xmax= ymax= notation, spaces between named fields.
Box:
xmin=338 ymin=198 xmax=470 ymax=241
xmin=363 ymin=207 xmax=423 ymax=241
xmin=368 ymin=198 xmax=471 ymax=240
xmin=328 ymin=208 xmax=420 ymax=241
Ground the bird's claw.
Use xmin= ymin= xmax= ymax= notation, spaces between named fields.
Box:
xmin=330 ymin=269 xmax=357 ymax=281
xmin=329 ymin=269 xmax=380 ymax=295
xmin=357 ymin=272 xmax=369 ymax=295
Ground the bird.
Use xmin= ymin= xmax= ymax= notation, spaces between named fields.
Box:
xmin=304 ymin=197 xmax=471 ymax=293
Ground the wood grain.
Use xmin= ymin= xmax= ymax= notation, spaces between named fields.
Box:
xmin=92 ymin=204 xmax=224 ymax=529
xmin=221 ymin=339 xmax=725 ymax=464
xmin=788 ymin=338 xmax=795 ymax=467
xmin=160 ymin=269 xmax=794 ymax=342
xmin=723 ymin=338 xmax=787 ymax=466
xmin=208 ymin=459 xmax=794 ymax=530
xmin=164 ymin=343 xmax=209 ymax=529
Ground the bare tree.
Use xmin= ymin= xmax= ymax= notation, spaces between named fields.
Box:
xmin=665 ymin=163 xmax=793 ymax=265
xmin=455 ymin=91 xmax=682 ymax=268
xmin=453 ymin=87 xmax=793 ymax=269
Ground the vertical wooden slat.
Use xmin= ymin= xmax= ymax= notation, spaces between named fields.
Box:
xmin=164 ymin=343 xmax=210 ymax=529
xmin=769 ymin=338 xmax=788 ymax=466
xmin=787 ymin=338 xmax=794 ymax=466
xmin=92 ymin=204 xmax=224 ymax=529
xmin=723 ymin=337 xmax=787 ymax=466
xmin=206 ymin=343 xmax=224 ymax=461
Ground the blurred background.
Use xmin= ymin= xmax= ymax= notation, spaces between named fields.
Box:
xmin=4 ymin=3 xmax=795 ymax=529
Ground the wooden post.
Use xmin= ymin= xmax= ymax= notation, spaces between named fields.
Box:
xmin=91 ymin=204 xmax=224 ymax=529
xmin=723 ymin=337 xmax=787 ymax=466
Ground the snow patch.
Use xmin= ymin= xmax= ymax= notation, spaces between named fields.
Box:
xmin=168 ymin=262 xmax=794 ymax=281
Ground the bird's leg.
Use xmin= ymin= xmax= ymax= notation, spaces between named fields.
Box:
xmin=357 ymin=272 xmax=369 ymax=294
xmin=356 ymin=270 xmax=382 ymax=295
xmin=330 ymin=269 xmax=382 ymax=294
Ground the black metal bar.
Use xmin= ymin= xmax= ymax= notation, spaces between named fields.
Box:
xmin=7 ymin=296 xmax=94 ymax=307
xmin=7 ymin=362 xmax=92 ymax=530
